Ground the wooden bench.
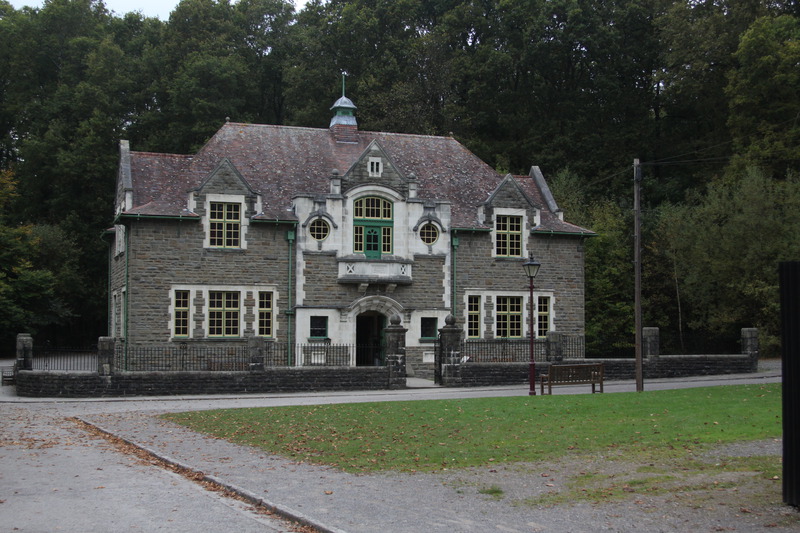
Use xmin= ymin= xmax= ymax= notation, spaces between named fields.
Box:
xmin=540 ymin=363 xmax=604 ymax=395
xmin=1 ymin=365 xmax=15 ymax=386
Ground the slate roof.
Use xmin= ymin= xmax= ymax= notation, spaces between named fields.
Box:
xmin=121 ymin=122 xmax=592 ymax=235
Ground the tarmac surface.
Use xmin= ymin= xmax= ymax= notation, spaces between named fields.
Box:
xmin=0 ymin=360 xmax=792 ymax=532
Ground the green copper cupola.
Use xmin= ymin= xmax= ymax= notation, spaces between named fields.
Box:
xmin=330 ymin=72 xmax=357 ymax=128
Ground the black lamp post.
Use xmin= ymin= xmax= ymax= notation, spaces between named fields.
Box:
xmin=522 ymin=253 xmax=541 ymax=396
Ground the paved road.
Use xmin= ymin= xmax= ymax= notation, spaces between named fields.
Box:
xmin=0 ymin=362 xmax=789 ymax=532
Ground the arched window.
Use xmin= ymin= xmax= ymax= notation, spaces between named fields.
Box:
xmin=353 ymin=197 xmax=393 ymax=259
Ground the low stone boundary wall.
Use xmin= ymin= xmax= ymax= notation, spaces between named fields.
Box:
xmin=444 ymin=362 xmax=528 ymax=387
xmin=439 ymin=352 xmax=759 ymax=387
xmin=15 ymin=366 xmax=392 ymax=398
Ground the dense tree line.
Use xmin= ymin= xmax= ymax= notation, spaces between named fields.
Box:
xmin=0 ymin=0 xmax=798 ymax=355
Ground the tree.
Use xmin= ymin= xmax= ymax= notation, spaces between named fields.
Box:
xmin=550 ymin=169 xmax=634 ymax=356
xmin=726 ymin=15 xmax=800 ymax=177
xmin=663 ymin=168 xmax=800 ymax=356
xmin=0 ymin=170 xmax=80 ymax=352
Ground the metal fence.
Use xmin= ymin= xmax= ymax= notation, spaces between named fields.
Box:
xmin=115 ymin=344 xmax=252 ymax=372
xmin=114 ymin=342 xmax=385 ymax=371
xmin=460 ymin=335 xmax=585 ymax=363
xmin=31 ymin=347 xmax=98 ymax=371
xmin=26 ymin=336 xmax=586 ymax=373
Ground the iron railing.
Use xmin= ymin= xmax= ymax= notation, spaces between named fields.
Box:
xmin=461 ymin=339 xmax=546 ymax=362
xmin=31 ymin=347 xmax=98 ymax=371
xmin=114 ymin=342 xmax=386 ymax=372
xmin=115 ymin=344 xmax=252 ymax=372
xmin=459 ymin=335 xmax=585 ymax=363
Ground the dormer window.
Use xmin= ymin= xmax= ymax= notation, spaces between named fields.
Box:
xmin=368 ymin=157 xmax=383 ymax=177
xmin=495 ymin=214 xmax=522 ymax=257
xmin=203 ymin=194 xmax=250 ymax=250
xmin=210 ymin=202 xmax=241 ymax=248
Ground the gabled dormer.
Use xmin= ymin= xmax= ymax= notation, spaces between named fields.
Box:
xmin=482 ymin=174 xmax=541 ymax=259
xmin=341 ymin=140 xmax=408 ymax=196
xmin=193 ymin=158 xmax=261 ymax=250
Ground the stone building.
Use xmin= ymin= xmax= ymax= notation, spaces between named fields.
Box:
xmin=108 ymin=92 xmax=594 ymax=375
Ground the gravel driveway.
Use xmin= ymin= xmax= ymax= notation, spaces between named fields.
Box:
xmin=1 ymin=363 xmax=797 ymax=532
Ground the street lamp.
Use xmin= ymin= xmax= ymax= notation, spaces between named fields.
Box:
xmin=522 ymin=253 xmax=541 ymax=396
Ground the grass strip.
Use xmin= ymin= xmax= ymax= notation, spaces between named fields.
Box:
xmin=162 ymin=384 xmax=781 ymax=473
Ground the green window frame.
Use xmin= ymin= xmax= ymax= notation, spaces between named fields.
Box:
xmin=467 ymin=295 xmax=481 ymax=338
xmin=537 ymin=296 xmax=550 ymax=338
xmin=258 ymin=291 xmax=273 ymax=337
xmin=208 ymin=291 xmax=240 ymax=337
xmin=209 ymin=202 xmax=241 ymax=248
xmin=174 ymin=290 xmax=190 ymax=337
xmin=495 ymin=215 xmax=522 ymax=257
xmin=496 ymin=296 xmax=522 ymax=338
xmin=354 ymin=196 xmax=393 ymax=259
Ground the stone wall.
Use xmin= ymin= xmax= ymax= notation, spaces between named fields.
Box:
xmin=118 ymin=218 xmax=293 ymax=346
xmin=15 ymin=367 xmax=392 ymax=398
xmin=439 ymin=353 xmax=759 ymax=387
xmin=453 ymin=231 xmax=586 ymax=336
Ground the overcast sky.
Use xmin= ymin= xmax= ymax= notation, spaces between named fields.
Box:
xmin=8 ymin=0 xmax=308 ymax=20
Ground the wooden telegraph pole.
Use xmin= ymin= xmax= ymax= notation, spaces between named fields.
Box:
xmin=634 ymin=159 xmax=644 ymax=392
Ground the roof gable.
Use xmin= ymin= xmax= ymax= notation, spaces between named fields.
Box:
xmin=196 ymin=158 xmax=256 ymax=197
xmin=341 ymin=140 xmax=407 ymax=196
xmin=485 ymin=174 xmax=539 ymax=210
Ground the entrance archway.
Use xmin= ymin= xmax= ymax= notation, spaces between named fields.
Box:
xmin=356 ymin=312 xmax=385 ymax=366
xmin=347 ymin=295 xmax=403 ymax=366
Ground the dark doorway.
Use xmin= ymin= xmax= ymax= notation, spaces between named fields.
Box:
xmin=356 ymin=312 xmax=386 ymax=366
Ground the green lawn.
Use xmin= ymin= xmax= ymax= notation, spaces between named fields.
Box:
xmin=162 ymin=384 xmax=781 ymax=473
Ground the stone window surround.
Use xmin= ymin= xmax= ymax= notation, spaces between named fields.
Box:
xmin=491 ymin=208 xmax=528 ymax=258
xmin=201 ymin=193 xmax=251 ymax=250
xmin=462 ymin=289 xmax=555 ymax=339
xmin=368 ymin=156 xmax=383 ymax=177
xmin=168 ymin=284 xmax=279 ymax=340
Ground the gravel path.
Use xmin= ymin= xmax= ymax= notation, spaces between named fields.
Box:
xmin=77 ymin=409 xmax=797 ymax=533
xmin=2 ymin=361 xmax=797 ymax=532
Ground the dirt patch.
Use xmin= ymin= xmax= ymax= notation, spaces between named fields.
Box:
xmin=437 ymin=439 xmax=799 ymax=531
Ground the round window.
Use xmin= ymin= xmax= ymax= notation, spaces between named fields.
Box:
xmin=419 ymin=223 xmax=439 ymax=245
xmin=309 ymin=219 xmax=330 ymax=241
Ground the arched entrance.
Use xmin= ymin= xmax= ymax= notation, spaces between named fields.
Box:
xmin=356 ymin=311 xmax=385 ymax=366
xmin=348 ymin=295 xmax=403 ymax=366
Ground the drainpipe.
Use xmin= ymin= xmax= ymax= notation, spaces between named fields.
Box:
xmin=124 ymin=222 xmax=129 ymax=370
xmin=451 ymin=232 xmax=459 ymax=317
xmin=286 ymin=230 xmax=295 ymax=366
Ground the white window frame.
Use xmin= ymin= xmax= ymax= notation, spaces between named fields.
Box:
xmin=258 ymin=291 xmax=275 ymax=338
xmin=114 ymin=224 xmax=126 ymax=257
xmin=536 ymin=295 xmax=553 ymax=338
xmin=491 ymin=208 xmax=528 ymax=258
xmin=463 ymin=289 xmax=554 ymax=339
xmin=202 ymin=194 xmax=250 ymax=249
xmin=467 ymin=294 xmax=481 ymax=338
xmin=169 ymin=285 xmax=278 ymax=339
xmin=368 ymin=157 xmax=383 ymax=177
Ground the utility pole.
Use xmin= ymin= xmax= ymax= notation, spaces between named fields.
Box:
xmin=634 ymin=159 xmax=644 ymax=392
